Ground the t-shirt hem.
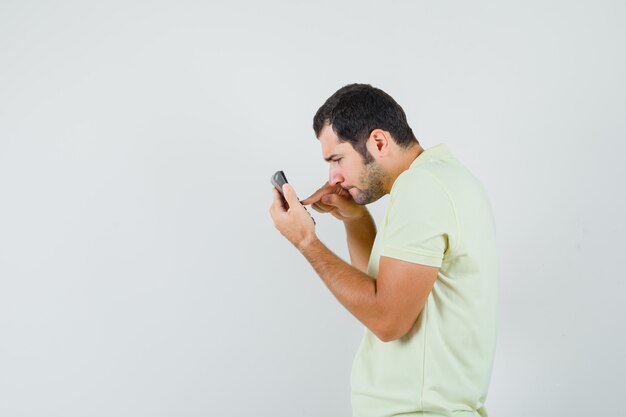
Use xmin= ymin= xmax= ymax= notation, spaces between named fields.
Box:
xmin=380 ymin=246 xmax=443 ymax=268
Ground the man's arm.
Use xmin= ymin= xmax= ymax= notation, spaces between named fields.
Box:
xmin=300 ymin=184 xmax=377 ymax=273
xmin=344 ymin=210 xmax=376 ymax=273
xmin=298 ymin=237 xmax=438 ymax=342
xmin=271 ymin=184 xmax=438 ymax=342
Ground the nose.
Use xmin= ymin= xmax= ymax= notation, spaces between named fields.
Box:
xmin=329 ymin=166 xmax=344 ymax=186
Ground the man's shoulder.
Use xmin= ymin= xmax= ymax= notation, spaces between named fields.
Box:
xmin=397 ymin=153 xmax=481 ymax=196
xmin=391 ymin=164 xmax=449 ymax=199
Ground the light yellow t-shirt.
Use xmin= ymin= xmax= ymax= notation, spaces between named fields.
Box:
xmin=351 ymin=144 xmax=498 ymax=417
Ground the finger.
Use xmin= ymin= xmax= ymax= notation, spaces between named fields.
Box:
xmin=313 ymin=200 xmax=334 ymax=212
xmin=311 ymin=202 xmax=331 ymax=213
xmin=320 ymin=193 xmax=353 ymax=211
xmin=271 ymin=188 xmax=287 ymax=212
xmin=300 ymin=182 xmax=332 ymax=205
xmin=282 ymin=183 xmax=301 ymax=208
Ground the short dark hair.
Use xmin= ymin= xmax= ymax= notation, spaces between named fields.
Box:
xmin=313 ymin=83 xmax=418 ymax=163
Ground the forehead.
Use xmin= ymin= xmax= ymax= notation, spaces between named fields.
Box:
xmin=318 ymin=124 xmax=351 ymax=159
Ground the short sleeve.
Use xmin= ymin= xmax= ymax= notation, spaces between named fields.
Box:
xmin=380 ymin=171 xmax=455 ymax=268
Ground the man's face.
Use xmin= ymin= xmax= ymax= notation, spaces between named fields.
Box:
xmin=318 ymin=124 xmax=387 ymax=205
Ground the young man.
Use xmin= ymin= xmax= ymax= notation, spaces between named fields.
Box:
xmin=269 ymin=84 xmax=497 ymax=417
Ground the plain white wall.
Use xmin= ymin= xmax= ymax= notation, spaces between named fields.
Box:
xmin=1 ymin=1 xmax=625 ymax=416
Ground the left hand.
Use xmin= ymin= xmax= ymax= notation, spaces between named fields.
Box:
xmin=269 ymin=183 xmax=317 ymax=250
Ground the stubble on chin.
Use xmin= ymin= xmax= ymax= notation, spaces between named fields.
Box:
xmin=355 ymin=162 xmax=386 ymax=205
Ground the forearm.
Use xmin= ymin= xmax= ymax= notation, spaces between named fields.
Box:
xmin=298 ymin=237 xmax=387 ymax=337
xmin=344 ymin=210 xmax=377 ymax=273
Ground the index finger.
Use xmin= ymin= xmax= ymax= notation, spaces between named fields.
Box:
xmin=300 ymin=182 xmax=333 ymax=205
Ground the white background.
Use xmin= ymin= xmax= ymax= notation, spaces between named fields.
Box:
xmin=1 ymin=1 xmax=625 ymax=416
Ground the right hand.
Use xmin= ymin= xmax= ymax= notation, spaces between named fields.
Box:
xmin=300 ymin=182 xmax=368 ymax=222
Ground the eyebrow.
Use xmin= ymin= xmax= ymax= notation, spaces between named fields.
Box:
xmin=324 ymin=154 xmax=340 ymax=162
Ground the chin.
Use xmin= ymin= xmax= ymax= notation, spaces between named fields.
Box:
xmin=352 ymin=191 xmax=370 ymax=205
xmin=349 ymin=188 xmax=365 ymax=203
xmin=353 ymin=188 xmax=384 ymax=205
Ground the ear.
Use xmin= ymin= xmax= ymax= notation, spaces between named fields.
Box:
xmin=367 ymin=129 xmax=392 ymax=157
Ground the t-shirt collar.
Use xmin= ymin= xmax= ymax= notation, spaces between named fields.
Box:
xmin=409 ymin=144 xmax=451 ymax=169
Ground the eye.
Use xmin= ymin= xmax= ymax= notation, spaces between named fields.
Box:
xmin=333 ymin=158 xmax=343 ymax=164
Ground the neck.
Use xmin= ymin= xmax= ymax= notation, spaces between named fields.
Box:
xmin=384 ymin=144 xmax=424 ymax=193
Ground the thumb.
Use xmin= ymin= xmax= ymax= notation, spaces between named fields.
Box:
xmin=282 ymin=184 xmax=301 ymax=208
